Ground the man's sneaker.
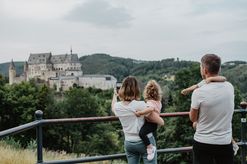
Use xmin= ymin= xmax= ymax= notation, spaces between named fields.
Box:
xmin=233 ymin=143 xmax=239 ymax=156
xmin=147 ymin=146 xmax=156 ymax=161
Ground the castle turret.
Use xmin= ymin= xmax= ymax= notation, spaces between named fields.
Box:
xmin=9 ymin=59 xmax=16 ymax=85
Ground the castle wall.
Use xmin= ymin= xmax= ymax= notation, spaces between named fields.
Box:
xmin=79 ymin=75 xmax=117 ymax=90
xmin=49 ymin=76 xmax=79 ymax=91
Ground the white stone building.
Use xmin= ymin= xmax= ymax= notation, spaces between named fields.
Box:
xmin=9 ymin=52 xmax=117 ymax=91
xmin=79 ymin=75 xmax=117 ymax=90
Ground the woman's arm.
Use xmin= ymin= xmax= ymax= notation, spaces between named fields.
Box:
xmin=135 ymin=108 xmax=164 ymax=126
xmin=151 ymin=113 xmax=164 ymax=126
xmin=111 ymin=90 xmax=118 ymax=115
xmin=135 ymin=107 xmax=154 ymax=117
xmin=144 ymin=112 xmax=164 ymax=126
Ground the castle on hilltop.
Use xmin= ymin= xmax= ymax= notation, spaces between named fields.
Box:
xmin=9 ymin=52 xmax=117 ymax=91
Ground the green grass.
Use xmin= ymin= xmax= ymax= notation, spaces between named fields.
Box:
xmin=0 ymin=141 xmax=126 ymax=164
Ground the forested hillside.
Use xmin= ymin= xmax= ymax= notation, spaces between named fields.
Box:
xmin=79 ymin=53 xmax=136 ymax=81
xmin=222 ymin=62 xmax=247 ymax=98
xmin=79 ymin=54 xmax=247 ymax=99
xmin=1 ymin=54 xmax=246 ymax=99
xmin=79 ymin=53 xmax=196 ymax=82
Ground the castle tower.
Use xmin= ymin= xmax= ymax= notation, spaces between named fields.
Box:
xmin=9 ymin=59 xmax=16 ymax=85
xmin=23 ymin=61 xmax=28 ymax=81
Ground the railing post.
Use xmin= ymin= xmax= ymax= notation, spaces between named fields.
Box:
xmin=35 ymin=110 xmax=43 ymax=164
xmin=240 ymin=102 xmax=247 ymax=164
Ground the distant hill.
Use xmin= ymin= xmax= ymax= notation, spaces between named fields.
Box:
xmin=79 ymin=53 xmax=196 ymax=82
xmin=222 ymin=63 xmax=247 ymax=98
xmin=79 ymin=53 xmax=136 ymax=81
xmin=0 ymin=62 xmax=24 ymax=77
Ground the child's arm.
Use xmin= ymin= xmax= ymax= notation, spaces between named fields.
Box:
xmin=205 ymin=76 xmax=226 ymax=84
xmin=181 ymin=84 xmax=198 ymax=95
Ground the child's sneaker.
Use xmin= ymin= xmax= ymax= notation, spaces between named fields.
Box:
xmin=147 ymin=146 xmax=156 ymax=161
xmin=233 ymin=143 xmax=239 ymax=156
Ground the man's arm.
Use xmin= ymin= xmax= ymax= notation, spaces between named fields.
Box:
xmin=189 ymin=108 xmax=199 ymax=122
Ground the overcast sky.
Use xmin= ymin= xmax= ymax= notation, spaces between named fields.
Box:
xmin=1 ymin=0 xmax=247 ymax=63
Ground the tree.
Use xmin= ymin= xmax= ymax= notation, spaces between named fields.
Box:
xmin=158 ymin=64 xmax=201 ymax=163
xmin=0 ymin=82 xmax=39 ymax=146
xmin=42 ymin=87 xmax=122 ymax=155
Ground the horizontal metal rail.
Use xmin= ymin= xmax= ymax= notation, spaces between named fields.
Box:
xmin=0 ymin=112 xmax=189 ymax=139
xmin=41 ymin=147 xmax=193 ymax=164
xmin=0 ymin=120 xmax=40 ymax=139
xmin=41 ymin=112 xmax=189 ymax=125
xmin=0 ymin=111 xmax=191 ymax=164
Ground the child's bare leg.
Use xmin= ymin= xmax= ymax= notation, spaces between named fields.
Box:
xmin=147 ymin=144 xmax=153 ymax=149
xmin=232 ymin=138 xmax=239 ymax=155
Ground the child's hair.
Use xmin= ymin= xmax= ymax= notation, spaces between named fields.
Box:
xmin=143 ymin=80 xmax=162 ymax=101
xmin=118 ymin=76 xmax=141 ymax=101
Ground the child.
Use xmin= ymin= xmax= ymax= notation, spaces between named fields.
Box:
xmin=181 ymin=76 xmax=239 ymax=156
xmin=135 ymin=80 xmax=164 ymax=160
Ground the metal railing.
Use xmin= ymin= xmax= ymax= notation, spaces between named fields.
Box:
xmin=0 ymin=108 xmax=246 ymax=164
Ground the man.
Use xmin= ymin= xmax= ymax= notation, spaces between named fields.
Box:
xmin=190 ymin=54 xmax=234 ymax=164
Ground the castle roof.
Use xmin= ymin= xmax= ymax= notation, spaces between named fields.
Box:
xmin=51 ymin=54 xmax=80 ymax=64
xmin=9 ymin=59 xmax=15 ymax=69
xmin=28 ymin=53 xmax=52 ymax=64
xmin=27 ymin=53 xmax=80 ymax=65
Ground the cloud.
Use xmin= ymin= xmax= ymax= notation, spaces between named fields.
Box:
xmin=189 ymin=0 xmax=247 ymax=16
xmin=212 ymin=41 xmax=247 ymax=62
xmin=0 ymin=0 xmax=247 ymax=63
xmin=64 ymin=0 xmax=133 ymax=28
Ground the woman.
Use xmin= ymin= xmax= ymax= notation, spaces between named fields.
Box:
xmin=111 ymin=76 xmax=161 ymax=164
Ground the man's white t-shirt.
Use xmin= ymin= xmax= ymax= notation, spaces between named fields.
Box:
xmin=191 ymin=81 xmax=234 ymax=145
xmin=113 ymin=100 xmax=147 ymax=141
